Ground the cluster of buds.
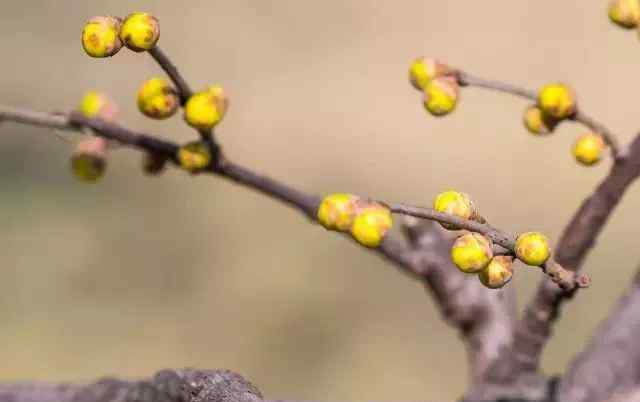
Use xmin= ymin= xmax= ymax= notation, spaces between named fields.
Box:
xmin=137 ymin=78 xmax=180 ymax=120
xmin=81 ymin=12 xmax=159 ymax=58
xmin=408 ymin=58 xmax=459 ymax=116
xmin=317 ymin=194 xmax=393 ymax=248
xmin=80 ymin=12 xmax=231 ymax=180
xmin=431 ymin=190 xmax=552 ymax=288
xmin=449 ymin=232 xmax=513 ymax=289
xmin=609 ymin=0 xmax=640 ymax=28
xmin=523 ymin=83 xmax=606 ymax=166
xmin=184 ymin=85 xmax=229 ymax=131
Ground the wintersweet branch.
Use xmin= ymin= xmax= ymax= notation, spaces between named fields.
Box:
xmin=0 ymin=105 xmax=584 ymax=291
xmin=390 ymin=203 xmax=588 ymax=291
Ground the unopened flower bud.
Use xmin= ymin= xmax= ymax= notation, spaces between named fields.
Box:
xmin=538 ymin=83 xmax=576 ymax=120
xmin=184 ymin=86 xmax=228 ymax=130
xmin=479 ymin=256 xmax=514 ymax=289
xmin=81 ymin=16 xmax=122 ymax=58
xmin=177 ymin=141 xmax=211 ymax=173
xmin=609 ymin=0 xmax=640 ymax=28
xmin=523 ymin=105 xmax=559 ymax=135
xmin=515 ymin=232 xmax=550 ymax=266
xmin=423 ymin=76 xmax=459 ymax=116
xmin=317 ymin=193 xmax=360 ymax=231
xmin=350 ymin=202 xmax=393 ymax=248
xmin=142 ymin=152 xmax=167 ymax=176
xmin=70 ymin=137 xmax=108 ymax=183
xmin=450 ymin=232 xmax=493 ymax=273
xmin=409 ymin=57 xmax=453 ymax=91
xmin=78 ymin=91 xmax=118 ymax=120
xmin=573 ymin=133 xmax=606 ymax=166
xmin=137 ymin=77 xmax=179 ymax=119
xmin=433 ymin=190 xmax=479 ymax=229
xmin=119 ymin=12 xmax=160 ymax=52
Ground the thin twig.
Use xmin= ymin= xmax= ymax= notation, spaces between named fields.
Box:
xmin=148 ymin=46 xmax=194 ymax=104
xmin=456 ymin=71 xmax=621 ymax=156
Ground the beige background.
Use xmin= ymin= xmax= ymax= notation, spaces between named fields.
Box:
xmin=0 ymin=1 xmax=639 ymax=401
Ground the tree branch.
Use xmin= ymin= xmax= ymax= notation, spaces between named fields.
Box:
xmin=0 ymin=368 xmax=263 ymax=402
xmin=555 ymin=269 xmax=640 ymax=402
xmin=494 ymin=133 xmax=640 ymax=377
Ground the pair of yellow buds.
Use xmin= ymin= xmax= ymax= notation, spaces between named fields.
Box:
xmin=408 ymin=58 xmax=459 ymax=116
xmin=523 ymin=84 xmax=606 ymax=166
xmin=317 ymin=194 xmax=393 ymax=248
xmin=433 ymin=190 xmax=550 ymax=288
xmin=137 ymin=79 xmax=229 ymax=130
xmin=82 ymin=13 xmax=160 ymax=58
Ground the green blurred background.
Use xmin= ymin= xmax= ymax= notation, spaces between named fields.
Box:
xmin=1 ymin=1 xmax=639 ymax=401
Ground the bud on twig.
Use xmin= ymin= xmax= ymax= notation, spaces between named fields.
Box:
xmin=81 ymin=16 xmax=123 ymax=58
xmin=119 ymin=12 xmax=160 ymax=52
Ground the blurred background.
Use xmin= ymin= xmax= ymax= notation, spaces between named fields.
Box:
xmin=0 ymin=1 xmax=639 ymax=401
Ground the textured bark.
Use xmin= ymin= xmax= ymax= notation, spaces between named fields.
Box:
xmin=556 ymin=270 xmax=640 ymax=402
xmin=0 ymin=369 xmax=263 ymax=402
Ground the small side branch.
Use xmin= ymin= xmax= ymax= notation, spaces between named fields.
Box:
xmin=456 ymin=71 xmax=621 ymax=156
xmin=555 ymin=269 xmax=640 ymax=402
xmin=148 ymin=46 xmax=194 ymax=104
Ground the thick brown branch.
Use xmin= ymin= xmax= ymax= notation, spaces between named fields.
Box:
xmin=456 ymin=71 xmax=621 ymax=156
xmin=495 ymin=133 xmax=640 ymax=377
xmin=0 ymin=368 xmax=263 ymax=402
xmin=555 ymin=269 xmax=640 ymax=402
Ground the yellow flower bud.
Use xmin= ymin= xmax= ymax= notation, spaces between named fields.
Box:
xmin=609 ymin=0 xmax=640 ymax=28
xmin=184 ymin=87 xmax=228 ymax=130
xmin=409 ymin=57 xmax=453 ymax=91
xmin=70 ymin=137 xmax=108 ymax=183
xmin=523 ymin=105 xmax=559 ymax=135
xmin=137 ymin=77 xmax=179 ymax=120
xmin=433 ymin=190 xmax=478 ymax=229
xmin=423 ymin=76 xmax=459 ymax=116
xmin=350 ymin=202 xmax=393 ymax=248
xmin=450 ymin=232 xmax=493 ymax=273
xmin=142 ymin=152 xmax=167 ymax=176
xmin=479 ymin=256 xmax=514 ymax=289
xmin=573 ymin=133 xmax=606 ymax=166
xmin=81 ymin=16 xmax=122 ymax=58
xmin=515 ymin=232 xmax=550 ymax=266
xmin=177 ymin=141 xmax=211 ymax=173
xmin=119 ymin=12 xmax=160 ymax=52
xmin=538 ymin=83 xmax=576 ymax=120
xmin=78 ymin=91 xmax=118 ymax=120
xmin=317 ymin=193 xmax=360 ymax=232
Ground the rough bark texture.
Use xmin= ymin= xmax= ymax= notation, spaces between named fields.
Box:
xmin=556 ymin=270 xmax=640 ymax=402
xmin=0 ymin=369 xmax=263 ymax=402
